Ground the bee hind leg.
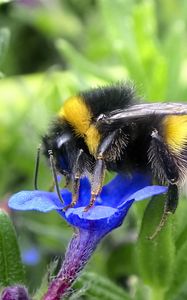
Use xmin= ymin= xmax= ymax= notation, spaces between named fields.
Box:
xmin=148 ymin=130 xmax=179 ymax=239
xmin=148 ymin=184 xmax=178 ymax=240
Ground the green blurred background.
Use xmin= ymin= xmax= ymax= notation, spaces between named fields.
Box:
xmin=1 ymin=0 xmax=187 ymax=298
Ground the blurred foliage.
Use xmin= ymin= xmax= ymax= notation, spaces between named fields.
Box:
xmin=1 ymin=0 xmax=187 ymax=299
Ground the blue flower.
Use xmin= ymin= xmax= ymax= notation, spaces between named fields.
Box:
xmin=9 ymin=173 xmax=167 ymax=236
xmin=9 ymin=173 xmax=167 ymax=237
xmin=22 ymin=247 xmax=41 ymax=266
xmin=8 ymin=173 xmax=167 ymax=300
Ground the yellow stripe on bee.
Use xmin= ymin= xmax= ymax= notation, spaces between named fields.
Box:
xmin=163 ymin=115 xmax=187 ymax=153
xmin=58 ymin=96 xmax=100 ymax=155
xmin=85 ymin=125 xmax=101 ymax=155
xmin=58 ymin=96 xmax=91 ymax=135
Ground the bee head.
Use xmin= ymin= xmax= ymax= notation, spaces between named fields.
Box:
xmin=42 ymin=120 xmax=94 ymax=180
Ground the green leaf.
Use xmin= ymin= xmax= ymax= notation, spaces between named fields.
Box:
xmin=166 ymin=236 xmax=187 ymax=299
xmin=0 ymin=28 xmax=10 ymax=66
xmin=0 ymin=210 xmax=25 ymax=286
xmin=106 ymin=242 xmax=138 ymax=279
xmin=173 ymin=197 xmax=187 ymax=251
xmin=72 ymin=272 xmax=131 ymax=300
xmin=136 ymin=195 xmax=175 ymax=292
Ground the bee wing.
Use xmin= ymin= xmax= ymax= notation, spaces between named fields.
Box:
xmin=103 ymin=103 xmax=187 ymax=123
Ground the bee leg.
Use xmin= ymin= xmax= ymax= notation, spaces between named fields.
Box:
xmin=84 ymin=158 xmax=106 ymax=212
xmin=64 ymin=174 xmax=71 ymax=188
xmin=165 ymin=183 xmax=178 ymax=213
xmin=48 ymin=172 xmax=69 ymax=192
xmin=63 ymin=149 xmax=83 ymax=211
xmin=148 ymin=184 xmax=178 ymax=240
xmin=34 ymin=144 xmax=41 ymax=190
xmin=84 ymin=132 xmax=117 ymax=211
xmin=48 ymin=150 xmax=64 ymax=204
xmin=148 ymin=130 xmax=179 ymax=239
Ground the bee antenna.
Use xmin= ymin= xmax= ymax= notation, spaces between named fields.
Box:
xmin=48 ymin=149 xmax=64 ymax=204
xmin=34 ymin=144 xmax=41 ymax=190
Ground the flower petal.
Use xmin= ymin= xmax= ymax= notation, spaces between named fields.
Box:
xmin=58 ymin=199 xmax=134 ymax=232
xmin=118 ymin=185 xmax=168 ymax=210
xmin=100 ymin=173 xmax=151 ymax=207
xmin=8 ymin=172 xmax=167 ymax=234
xmin=74 ymin=177 xmax=91 ymax=207
xmin=66 ymin=206 xmax=117 ymax=221
xmin=8 ymin=191 xmax=66 ymax=212
xmin=126 ymin=185 xmax=168 ymax=201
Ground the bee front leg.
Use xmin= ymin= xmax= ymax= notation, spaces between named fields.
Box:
xmin=84 ymin=159 xmax=106 ymax=212
xmin=148 ymin=130 xmax=179 ymax=239
xmin=84 ymin=132 xmax=117 ymax=211
xmin=63 ymin=149 xmax=83 ymax=211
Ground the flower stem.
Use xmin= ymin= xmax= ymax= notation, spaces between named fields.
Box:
xmin=43 ymin=229 xmax=102 ymax=300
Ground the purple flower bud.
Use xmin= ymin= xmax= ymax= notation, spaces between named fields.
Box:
xmin=1 ymin=285 xmax=29 ymax=300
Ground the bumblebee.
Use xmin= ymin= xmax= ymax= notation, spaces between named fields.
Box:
xmin=40 ymin=83 xmax=187 ymax=234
